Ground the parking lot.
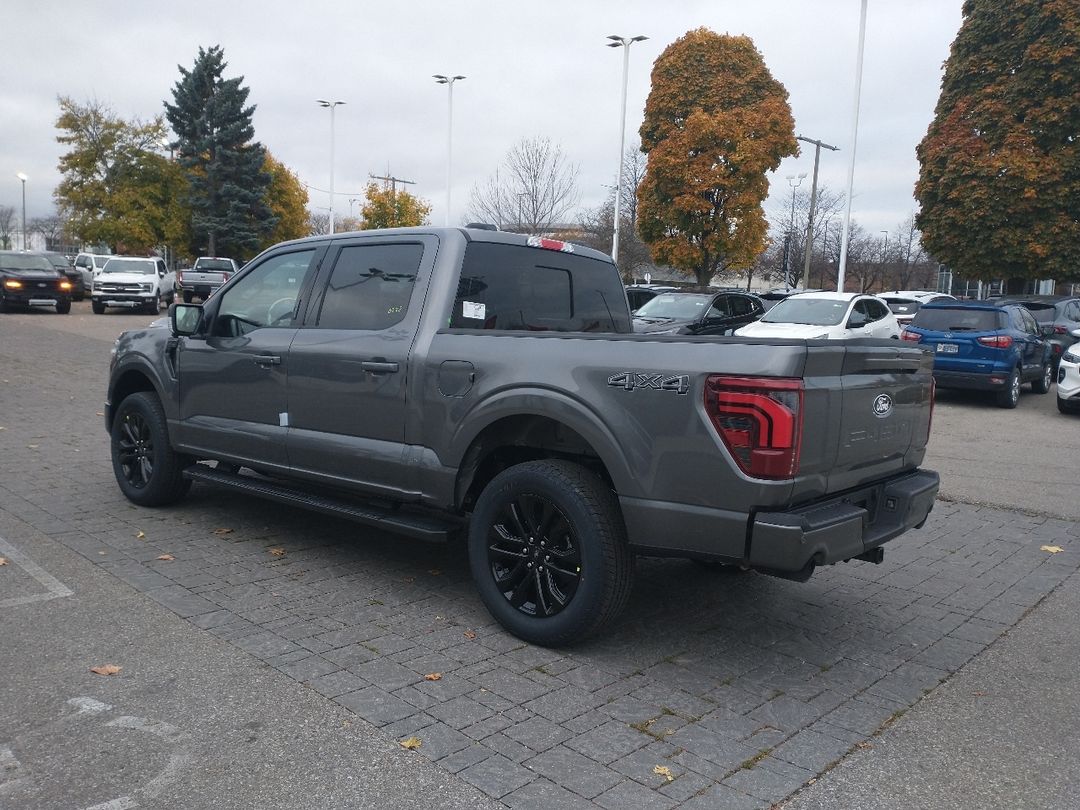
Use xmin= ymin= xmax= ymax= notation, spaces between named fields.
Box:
xmin=2 ymin=302 xmax=1078 ymax=809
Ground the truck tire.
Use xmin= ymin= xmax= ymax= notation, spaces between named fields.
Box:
xmin=110 ymin=392 xmax=191 ymax=506
xmin=468 ymin=459 xmax=634 ymax=646
xmin=996 ymin=366 xmax=1021 ymax=408
xmin=56 ymin=299 xmax=71 ymax=314
xmin=1031 ymin=362 xmax=1053 ymax=394
xmin=182 ymin=290 xmax=193 ymax=303
xmin=92 ymin=301 xmax=105 ymax=314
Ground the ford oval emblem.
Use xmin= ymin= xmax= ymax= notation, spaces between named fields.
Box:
xmin=873 ymin=394 xmax=893 ymax=417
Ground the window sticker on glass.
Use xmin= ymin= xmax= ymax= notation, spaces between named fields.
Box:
xmin=463 ymin=301 xmax=486 ymax=320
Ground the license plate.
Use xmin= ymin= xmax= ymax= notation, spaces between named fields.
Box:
xmin=936 ymin=343 xmax=958 ymax=354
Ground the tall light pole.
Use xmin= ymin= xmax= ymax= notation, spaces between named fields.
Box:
xmin=15 ymin=172 xmax=27 ymax=250
xmin=837 ymin=0 xmax=869 ymax=292
xmin=785 ymin=173 xmax=807 ymax=290
xmin=316 ymin=99 xmax=345 ymax=234
xmin=607 ymin=34 xmax=647 ymax=264
xmin=880 ymin=230 xmax=890 ymax=287
xmin=434 ymin=75 xmax=465 ymax=227
xmin=819 ymin=217 xmax=834 ymax=289
xmin=796 ymin=135 xmax=839 ymax=284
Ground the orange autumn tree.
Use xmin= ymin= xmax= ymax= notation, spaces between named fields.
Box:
xmin=916 ymin=0 xmax=1080 ymax=286
xmin=638 ymin=29 xmax=797 ymax=286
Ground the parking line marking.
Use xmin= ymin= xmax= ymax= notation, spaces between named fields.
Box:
xmin=0 ymin=534 xmax=74 ymax=607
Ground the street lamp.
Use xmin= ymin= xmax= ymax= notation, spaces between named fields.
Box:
xmin=607 ymin=34 xmax=648 ymax=263
xmin=434 ymin=74 xmax=465 ymax=227
xmin=316 ymin=99 xmax=346 ymax=234
xmin=15 ymin=172 xmax=27 ymax=251
xmin=785 ymin=173 xmax=807 ymax=290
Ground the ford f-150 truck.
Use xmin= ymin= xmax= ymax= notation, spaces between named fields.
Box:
xmin=105 ymin=227 xmax=939 ymax=645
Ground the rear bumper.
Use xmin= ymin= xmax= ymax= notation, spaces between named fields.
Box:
xmin=932 ymin=368 xmax=1011 ymax=390
xmin=747 ymin=469 xmax=940 ymax=573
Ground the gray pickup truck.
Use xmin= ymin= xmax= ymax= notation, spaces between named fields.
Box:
xmin=176 ymin=256 xmax=239 ymax=302
xmin=105 ymin=227 xmax=938 ymax=645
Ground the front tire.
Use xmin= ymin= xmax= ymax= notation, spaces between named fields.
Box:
xmin=996 ymin=367 xmax=1021 ymax=409
xmin=467 ymin=460 xmax=634 ymax=647
xmin=111 ymin=392 xmax=191 ymax=506
xmin=1031 ymin=362 xmax=1053 ymax=394
xmin=56 ymin=299 xmax=71 ymax=314
xmin=92 ymin=301 xmax=105 ymax=314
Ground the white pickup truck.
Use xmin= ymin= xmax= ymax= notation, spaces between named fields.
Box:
xmin=177 ymin=256 xmax=239 ymax=302
xmin=91 ymin=256 xmax=175 ymax=314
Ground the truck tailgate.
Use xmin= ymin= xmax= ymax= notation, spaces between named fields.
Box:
xmin=797 ymin=341 xmax=934 ymax=500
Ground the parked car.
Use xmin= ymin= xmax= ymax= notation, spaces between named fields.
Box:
xmin=40 ymin=252 xmax=85 ymax=300
xmin=631 ymin=289 xmax=765 ymax=335
xmin=177 ymin=256 xmax=240 ymax=302
xmin=1056 ymin=328 xmax=1080 ymax=414
xmin=993 ymin=295 xmax=1080 ymax=368
xmin=879 ymin=291 xmax=956 ymax=326
xmin=91 ymin=256 xmax=175 ymax=314
xmin=734 ymin=292 xmax=900 ymax=340
xmin=756 ymin=288 xmax=824 ymax=311
xmin=0 ymin=250 xmax=72 ymax=313
xmin=901 ymin=300 xmax=1052 ymax=408
xmin=624 ymin=284 xmax=677 ymax=312
xmin=74 ymin=252 xmax=112 ymax=282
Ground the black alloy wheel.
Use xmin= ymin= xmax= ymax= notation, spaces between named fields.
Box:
xmin=486 ymin=493 xmax=582 ymax=618
xmin=111 ymin=392 xmax=191 ymax=506
xmin=468 ymin=460 xmax=634 ymax=646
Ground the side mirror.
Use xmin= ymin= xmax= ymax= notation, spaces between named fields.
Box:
xmin=1071 ymin=327 xmax=1080 ymax=339
xmin=170 ymin=302 xmax=203 ymax=336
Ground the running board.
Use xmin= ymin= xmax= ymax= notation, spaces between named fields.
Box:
xmin=183 ymin=465 xmax=452 ymax=543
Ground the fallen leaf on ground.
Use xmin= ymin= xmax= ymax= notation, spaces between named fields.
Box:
xmin=156 ymin=554 xmax=175 ymax=561
xmin=27 ymin=444 xmax=38 ymax=449
xmin=402 ymin=576 xmax=415 ymax=583
xmin=90 ymin=664 xmax=122 ymax=676
xmin=399 ymin=736 xmax=422 ymax=750
xmin=428 ymin=569 xmax=442 ymax=576
xmin=213 ymin=527 xmax=234 ymax=535
xmin=1041 ymin=545 xmax=1064 ymax=554
xmin=424 ymin=673 xmax=443 ymax=681
xmin=96 ymin=412 xmax=104 ymax=417
xmin=653 ymin=765 xmax=674 ymax=782
xmin=463 ymin=630 xmax=477 ymax=640
xmin=973 ymin=690 xmax=989 ymax=697
xmin=0 ymin=426 xmax=5 ymax=430
xmin=268 ymin=547 xmax=286 ymax=556
xmin=0 ymin=557 xmax=8 ymax=566
xmin=856 ymin=741 xmax=873 ymax=750
xmin=136 ymin=531 xmax=145 ymax=539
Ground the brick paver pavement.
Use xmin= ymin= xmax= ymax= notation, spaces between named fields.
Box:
xmin=2 ymin=314 xmax=1077 ymax=808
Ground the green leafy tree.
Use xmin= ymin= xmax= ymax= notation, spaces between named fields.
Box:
xmin=54 ymin=97 xmax=187 ymax=253
xmin=165 ymin=45 xmax=275 ymax=258
xmin=916 ymin=0 xmax=1080 ymax=285
xmin=638 ymin=28 xmax=798 ymax=286
xmin=256 ymin=152 xmax=309 ymax=251
xmin=360 ymin=182 xmax=431 ymax=229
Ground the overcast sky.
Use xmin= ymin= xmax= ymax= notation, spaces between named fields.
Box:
xmin=3 ymin=0 xmax=963 ymax=242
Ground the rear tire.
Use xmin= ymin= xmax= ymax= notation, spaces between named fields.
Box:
xmin=1031 ymin=362 xmax=1053 ymax=394
xmin=996 ymin=367 xmax=1021 ymax=408
xmin=92 ymin=301 xmax=105 ymax=314
xmin=182 ymin=290 xmax=193 ymax=303
xmin=468 ymin=460 xmax=634 ymax=647
xmin=1058 ymin=396 xmax=1079 ymax=414
xmin=110 ymin=392 xmax=191 ymax=506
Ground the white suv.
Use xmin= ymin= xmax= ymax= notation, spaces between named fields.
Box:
xmin=91 ymin=256 xmax=175 ymax=314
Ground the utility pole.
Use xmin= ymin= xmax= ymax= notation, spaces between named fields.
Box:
xmin=796 ymin=135 xmax=840 ymax=285
xmin=369 ymin=172 xmax=416 ymax=227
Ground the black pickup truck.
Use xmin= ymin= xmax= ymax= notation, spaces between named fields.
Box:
xmin=105 ymin=227 xmax=938 ymax=645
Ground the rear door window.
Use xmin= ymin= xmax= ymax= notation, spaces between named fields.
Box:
xmin=913 ymin=307 xmax=1004 ymax=332
xmin=451 ymin=242 xmax=630 ymax=332
xmin=314 ymin=243 xmax=423 ymax=331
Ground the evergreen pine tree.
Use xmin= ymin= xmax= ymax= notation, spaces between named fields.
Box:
xmin=165 ymin=45 xmax=276 ymax=258
xmin=916 ymin=0 xmax=1080 ymax=284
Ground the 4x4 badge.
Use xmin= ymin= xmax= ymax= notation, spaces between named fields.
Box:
xmin=873 ymin=394 xmax=893 ymax=417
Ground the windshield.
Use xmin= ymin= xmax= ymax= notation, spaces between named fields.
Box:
xmin=634 ymin=294 xmax=711 ymax=320
xmin=0 ymin=253 xmax=53 ymax=272
xmin=194 ymin=259 xmax=234 ymax=271
xmin=103 ymin=259 xmax=156 ymax=275
xmin=761 ymin=297 xmax=850 ymax=326
xmin=47 ymin=256 xmax=71 ymax=270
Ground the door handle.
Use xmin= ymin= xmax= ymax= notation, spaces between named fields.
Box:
xmin=253 ymin=354 xmax=281 ymax=367
xmin=361 ymin=360 xmax=399 ymax=374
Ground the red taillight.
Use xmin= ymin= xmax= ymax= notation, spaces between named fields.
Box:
xmin=977 ymin=334 xmax=1013 ymax=349
xmin=1054 ymin=325 xmax=1068 ymax=335
xmin=704 ymin=376 xmax=803 ymax=479
xmin=177 ymin=269 xmax=184 ymax=284
xmin=221 ymin=271 xmax=231 ymax=282
xmin=900 ymin=330 xmax=921 ymax=342
xmin=526 ymin=236 xmax=574 ymax=253
xmin=926 ymin=377 xmax=935 ymax=443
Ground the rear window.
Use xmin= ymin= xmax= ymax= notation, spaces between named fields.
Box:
xmin=450 ymin=242 xmax=630 ymax=333
xmin=1018 ymin=303 xmax=1058 ymax=323
xmin=194 ymin=259 xmax=235 ymax=271
xmin=883 ymin=298 xmax=920 ymax=315
xmin=912 ymin=307 xmax=1004 ymax=332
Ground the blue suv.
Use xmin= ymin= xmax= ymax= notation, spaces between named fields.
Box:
xmin=901 ymin=300 xmax=1053 ymax=408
